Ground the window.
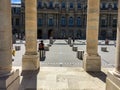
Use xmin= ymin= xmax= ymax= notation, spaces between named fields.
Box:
xmin=61 ymin=17 xmax=66 ymax=26
xmin=77 ymin=3 xmax=81 ymax=9
xmin=101 ymin=19 xmax=107 ymax=27
xmin=77 ymin=17 xmax=81 ymax=27
xmin=38 ymin=18 xmax=42 ymax=26
xmin=48 ymin=18 xmax=54 ymax=26
xmin=70 ymin=2 xmax=73 ymax=9
xmin=113 ymin=19 xmax=117 ymax=27
xmin=16 ymin=18 xmax=19 ymax=26
xmin=43 ymin=2 xmax=47 ymax=8
xmin=108 ymin=3 xmax=112 ymax=9
xmin=114 ymin=3 xmax=117 ymax=10
xmin=49 ymin=1 xmax=53 ymax=8
xmin=69 ymin=17 xmax=74 ymax=27
xmin=61 ymin=2 xmax=65 ymax=9
xmin=101 ymin=3 xmax=106 ymax=10
xmin=38 ymin=2 xmax=42 ymax=9
xmin=55 ymin=3 xmax=59 ymax=9
xmin=14 ymin=8 xmax=20 ymax=14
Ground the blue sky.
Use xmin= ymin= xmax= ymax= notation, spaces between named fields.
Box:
xmin=11 ymin=0 xmax=21 ymax=3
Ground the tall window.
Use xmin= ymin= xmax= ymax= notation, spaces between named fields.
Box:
xmin=43 ymin=2 xmax=47 ymax=8
xmin=101 ymin=19 xmax=107 ymax=27
xmin=16 ymin=18 xmax=20 ymax=26
xmin=77 ymin=3 xmax=81 ymax=9
xmin=108 ymin=3 xmax=112 ymax=9
xmin=49 ymin=1 xmax=53 ymax=8
xmin=77 ymin=17 xmax=81 ymax=27
xmin=69 ymin=17 xmax=74 ymax=27
xmin=101 ymin=3 xmax=106 ymax=10
xmin=112 ymin=19 xmax=117 ymax=27
xmin=38 ymin=18 xmax=42 ymax=26
xmin=114 ymin=3 xmax=117 ymax=10
xmin=61 ymin=16 xmax=66 ymax=26
xmin=61 ymin=2 xmax=65 ymax=9
xmin=14 ymin=8 xmax=20 ymax=14
xmin=38 ymin=2 xmax=42 ymax=9
xmin=48 ymin=18 xmax=54 ymax=26
xmin=70 ymin=2 xmax=74 ymax=9
xmin=55 ymin=3 xmax=59 ymax=9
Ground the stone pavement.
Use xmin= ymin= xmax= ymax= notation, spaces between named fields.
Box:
xmin=40 ymin=40 xmax=82 ymax=67
xmin=17 ymin=66 xmax=113 ymax=90
xmin=12 ymin=39 xmax=115 ymax=90
xmin=13 ymin=39 xmax=116 ymax=68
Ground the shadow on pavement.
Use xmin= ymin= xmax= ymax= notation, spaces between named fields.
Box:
xmin=87 ymin=71 xmax=107 ymax=83
xmin=40 ymin=57 xmax=46 ymax=61
xmin=19 ymin=69 xmax=39 ymax=90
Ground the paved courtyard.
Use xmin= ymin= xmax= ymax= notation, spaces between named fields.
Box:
xmin=12 ymin=39 xmax=116 ymax=90
xmin=13 ymin=39 xmax=116 ymax=68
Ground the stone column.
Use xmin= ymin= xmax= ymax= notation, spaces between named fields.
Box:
xmin=0 ymin=0 xmax=19 ymax=89
xmin=22 ymin=0 xmax=40 ymax=71
xmin=83 ymin=0 xmax=101 ymax=71
xmin=106 ymin=0 xmax=120 ymax=89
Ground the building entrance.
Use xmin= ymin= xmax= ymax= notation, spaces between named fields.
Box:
xmin=37 ymin=29 xmax=42 ymax=39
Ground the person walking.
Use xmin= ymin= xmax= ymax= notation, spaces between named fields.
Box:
xmin=39 ymin=40 xmax=45 ymax=58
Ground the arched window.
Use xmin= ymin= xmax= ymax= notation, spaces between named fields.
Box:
xmin=61 ymin=16 xmax=66 ymax=26
xmin=38 ymin=18 xmax=42 ymax=26
xmin=48 ymin=18 xmax=54 ymax=26
xmin=61 ymin=2 xmax=65 ymax=8
xmin=49 ymin=1 xmax=53 ymax=8
xmin=70 ymin=2 xmax=73 ymax=9
xmin=69 ymin=17 xmax=74 ymax=27
xmin=77 ymin=3 xmax=81 ymax=9
xmin=77 ymin=17 xmax=81 ymax=27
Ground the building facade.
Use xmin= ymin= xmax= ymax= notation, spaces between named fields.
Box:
xmin=12 ymin=0 xmax=118 ymax=39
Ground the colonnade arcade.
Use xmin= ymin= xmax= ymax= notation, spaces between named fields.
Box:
xmin=0 ymin=0 xmax=120 ymax=89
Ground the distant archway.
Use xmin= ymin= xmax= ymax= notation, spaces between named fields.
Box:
xmin=48 ymin=29 xmax=53 ymax=38
xmin=101 ymin=30 xmax=106 ymax=40
xmin=37 ymin=29 xmax=42 ymax=39
xmin=113 ymin=30 xmax=117 ymax=40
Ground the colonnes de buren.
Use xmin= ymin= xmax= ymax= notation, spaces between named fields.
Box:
xmin=0 ymin=0 xmax=120 ymax=90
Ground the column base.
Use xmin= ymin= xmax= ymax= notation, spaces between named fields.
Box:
xmin=83 ymin=53 xmax=101 ymax=71
xmin=22 ymin=53 xmax=40 ymax=71
xmin=0 ymin=69 xmax=20 ymax=90
xmin=106 ymin=71 xmax=120 ymax=90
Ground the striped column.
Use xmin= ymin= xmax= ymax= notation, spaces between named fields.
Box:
xmin=83 ymin=0 xmax=101 ymax=71
xmin=0 ymin=0 xmax=19 ymax=89
xmin=22 ymin=0 xmax=40 ymax=71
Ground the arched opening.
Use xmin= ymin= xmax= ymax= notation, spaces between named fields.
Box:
xmin=101 ymin=30 xmax=106 ymax=40
xmin=113 ymin=30 xmax=117 ymax=40
xmin=60 ymin=29 xmax=66 ymax=39
xmin=77 ymin=30 xmax=82 ymax=39
xmin=37 ymin=29 xmax=42 ymax=39
xmin=48 ymin=29 xmax=53 ymax=38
